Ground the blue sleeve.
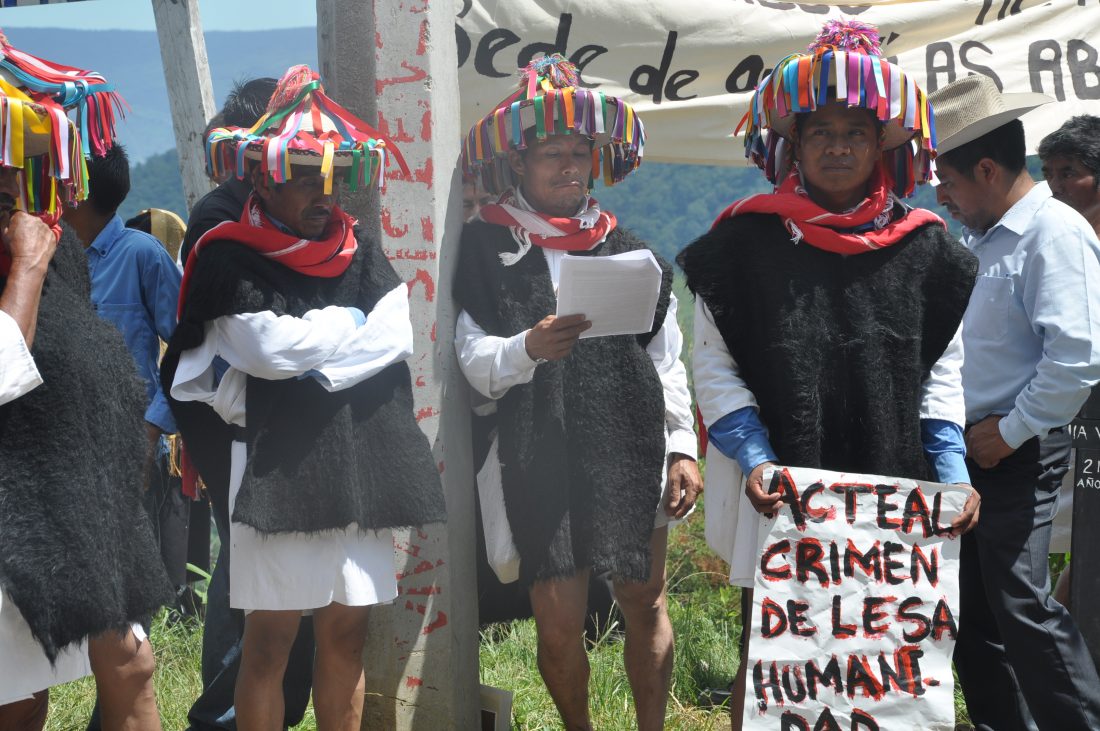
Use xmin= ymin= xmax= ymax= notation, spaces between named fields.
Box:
xmin=138 ymin=237 xmax=183 ymax=344
xmin=145 ymin=389 xmax=176 ymax=434
xmin=921 ymin=418 xmax=970 ymax=484
xmin=707 ymin=406 xmax=779 ymax=475
xmin=346 ymin=307 xmax=366 ymax=327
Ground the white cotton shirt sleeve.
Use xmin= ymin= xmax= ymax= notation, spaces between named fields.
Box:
xmin=692 ymin=299 xmax=758 ymax=426
xmin=646 ymin=294 xmax=696 ymax=459
xmin=919 ymin=323 xmax=966 ymax=426
xmin=0 ymin=310 xmax=42 ymax=405
xmin=455 ymin=309 xmax=538 ymax=400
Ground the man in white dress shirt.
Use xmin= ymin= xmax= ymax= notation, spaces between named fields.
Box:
xmin=455 ymin=55 xmax=702 ymax=731
xmin=930 ymin=75 xmax=1100 ymax=731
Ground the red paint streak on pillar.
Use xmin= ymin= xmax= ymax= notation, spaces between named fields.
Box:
xmin=375 ymin=31 xmax=383 ymax=49
xmin=395 ymin=540 xmax=422 ymax=558
xmin=415 ymin=376 xmax=426 ymax=387
xmin=420 ymin=216 xmax=434 ymax=243
xmin=396 ymin=559 xmax=439 ymax=580
xmin=436 ymin=460 xmax=445 ymax=474
xmin=423 ymin=611 xmax=449 ymax=635
xmin=376 ymin=62 xmax=428 ymax=95
xmin=420 ymin=109 xmax=431 ymax=142
xmin=406 ymin=585 xmax=442 ymax=596
xmin=376 ymin=111 xmax=415 ymax=143
xmin=389 ymin=157 xmax=434 ymax=188
xmin=382 ymin=210 xmax=409 ymax=238
xmin=416 ymin=19 xmax=429 ymax=56
xmin=430 ymin=322 xmax=437 ymax=342
xmin=391 ymin=248 xmax=436 ymax=261
xmin=406 ymin=676 xmax=423 ymax=689
xmin=417 ymin=528 xmax=429 ymax=540
xmin=416 ymin=406 xmax=440 ymax=423
xmin=406 ymin=269 xmax=435 ymax=302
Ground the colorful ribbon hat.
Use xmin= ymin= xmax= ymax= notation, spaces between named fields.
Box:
xmin=0 ymin=29 xmax=123 ymax=213
xmin=462 ymin=54 xmax=646 ymax=195
xmin=737 ymin=20 xmax=936 ymax=197
xmin=205 ymin=65 xmax=408 ymax=195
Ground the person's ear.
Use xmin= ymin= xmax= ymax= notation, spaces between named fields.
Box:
xmin=250 ymin=165 xmax=273 ymax=202
xmin=507 ymin=149 xmax=525 ymax=178
xmin=976 ymin=158 xmax=998 ymax=185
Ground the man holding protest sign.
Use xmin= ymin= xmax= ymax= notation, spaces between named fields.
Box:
xmin=678 ymin=21 xmax=980 ymax=728
xmin=930 ymin=76 xmax=1100 ymax=731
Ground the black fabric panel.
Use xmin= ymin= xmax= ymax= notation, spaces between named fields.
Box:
xmin=678 ymin=213 xmax=977 ymax=480
xmin=455 ymin=224 xmax=672 ymax=586
xmin=0 ymin=227 xmax=173 ymax=661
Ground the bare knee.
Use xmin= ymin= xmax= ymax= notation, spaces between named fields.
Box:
xmin=89 ymin=630 xmax=156 ymax=690
xmin=242 ymin=614 xmax=300 ymax=676
xmin=614 ymin=577 xmax=667 ymax=623
xmin=315 ymin=604 xmax=370 ymax=661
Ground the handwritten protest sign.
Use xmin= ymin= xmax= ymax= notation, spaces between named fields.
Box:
xmin=743 ymin=466 xmax=969 ymax=731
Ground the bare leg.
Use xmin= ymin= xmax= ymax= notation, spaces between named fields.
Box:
xmin=529 ymin=571 xmax=593 ymax=731
xmin=235 ymin=610 xmax=301 ymax=731
xmin=312 ymin=602 xmax=370 ymax=731
xmin=0 ymin=690 xmax=48 ymax=731
xmin=88 ymin=629 xmax=161 ymax=731
xmin=612 ymin=527 xmax=673 ymax=731
xmin=730 ymin=588 xmax=752 ymax=731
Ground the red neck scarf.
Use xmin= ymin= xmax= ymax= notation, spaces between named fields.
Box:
xmin=178 ymin=194 xmax=358 ymax=318
xmin=714 ymin=166 xmax=943 ymax=254
xmin=0 ymin=210 xmax=63 ymax=277
xmin=479 ymin=189 xmax=617 ymax=264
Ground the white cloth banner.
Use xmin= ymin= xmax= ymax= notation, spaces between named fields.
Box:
xmin=457 ymin=0 xmax=1100 ymax=165
xmin=743 ymin=466 xmax=969 ymax=731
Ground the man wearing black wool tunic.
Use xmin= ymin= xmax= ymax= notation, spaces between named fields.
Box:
xmin=0 ymin=33 xmax=171 ymax=731
xmin=162 ymin=66 xmax=445 ymax=729
xmin=454 ymin=56 xmax=702 ymax=731
xmin=676 ymin=21 xmax=981 ymax=728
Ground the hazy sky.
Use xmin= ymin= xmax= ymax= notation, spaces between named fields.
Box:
xmin=0 ymin=0 xmax=315 ymax=31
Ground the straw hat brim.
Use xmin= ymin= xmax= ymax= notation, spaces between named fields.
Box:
xmin=933 ymin=93 xmax=1051 ymax=155
xmin=928 ymin=74 xmax=1052 ymax=156
xmin=239 ymin=141 xmax=358 ymax=168
xmin=0 ymin=99 xmax=59 ymax=159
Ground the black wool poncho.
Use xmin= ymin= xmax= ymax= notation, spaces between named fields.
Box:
xmin=162 ymin=229 xmax=446 ymax=535
xmin=678 ymin=212 xmax=978 ymax=480
xmin=0 ymin=228 xmax=173 ymax=661
xmin=455 ymin=221 xmax=673 ymax=587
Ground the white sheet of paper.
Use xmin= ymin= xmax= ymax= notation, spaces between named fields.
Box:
xmin=555 ymin=249 xmax=662 ymax=339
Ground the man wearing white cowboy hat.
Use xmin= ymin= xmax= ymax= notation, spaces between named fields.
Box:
xmin=678 ymin=20 xmax=981 ymax=728
xmin=0 ymin=30 xmax=172 ymax=731
xmin=454 ymin=54 xmax=701 ymax=730
xmin=929 ymin=74 xmax=1100 ymax=731
xmin=163 ymin=65 xmax=446 ymax=729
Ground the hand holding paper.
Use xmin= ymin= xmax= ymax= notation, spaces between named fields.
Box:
xmin=555 ymin=249 xmax=663 ymax=339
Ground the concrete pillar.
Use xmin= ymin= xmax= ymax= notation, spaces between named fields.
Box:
xmin=316 ymin=1 xmax=477 ymax=728
xmin=150 ymin=0 xmax=215 ymax=212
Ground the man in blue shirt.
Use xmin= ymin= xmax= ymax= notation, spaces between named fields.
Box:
xmin=931 ymin=75 xmax=1100 ymax=731
xmin=62 ymin=143 xmax=187 ymax=592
